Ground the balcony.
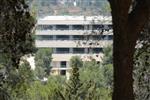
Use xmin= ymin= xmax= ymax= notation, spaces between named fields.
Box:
xmin=35 ymin=40 xmax=112 ymax=48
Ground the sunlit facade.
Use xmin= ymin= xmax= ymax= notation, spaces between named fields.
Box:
xmin=36 ymin=16 xmax=112 ymax=77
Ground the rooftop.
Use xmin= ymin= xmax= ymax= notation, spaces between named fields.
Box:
xmin=38 ymin=16 xmax=112 ymax=25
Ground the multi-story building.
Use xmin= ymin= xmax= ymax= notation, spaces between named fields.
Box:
xmin=35 ymin=16 xmax=112 ymax=77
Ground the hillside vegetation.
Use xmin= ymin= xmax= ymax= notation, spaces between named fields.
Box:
xmin=31 ymin=0 xmax=110 ymax=17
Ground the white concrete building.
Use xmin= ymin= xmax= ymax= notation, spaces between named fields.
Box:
xmin=35 ymin=16 xmax=112 ymax=76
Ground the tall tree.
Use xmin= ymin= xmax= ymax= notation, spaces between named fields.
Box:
xmin=0 ymin=0 xmax=35 ymax=99
xmin=34 ymin=48 xmax=52 ymax=79
xmin=0 ymin=0 xmax=35 ymax=69
xmin=107 ymin=0 xmax=150 ymax=99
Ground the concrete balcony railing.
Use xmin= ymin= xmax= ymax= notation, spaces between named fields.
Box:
xmin=35 ymin=40 xmax=113 ymax=48
xmin=51 ymin=53 xmax=104 ymax=62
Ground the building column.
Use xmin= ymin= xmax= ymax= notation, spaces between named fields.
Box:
xmin=84 ymin=25 xmax=88 ymax=30
xmin=89 ymin=25 xmax=93 ymax=30
xmin=53 ymin=35 xmax=56 ymax=40
xmin=53 ymin=25 xmax=56 ymax=30
xmin=53 ymin=48 xmax=56 ymax=53
xmin=69 ymin=25 xmax=73 ymax=30
xmin=70 ymin=35 xmax=73 ymax=40
xmin=69 ymin=48 xmax=73 ymax=53
xmin=84 ymin=48 xmax=88 ymax=54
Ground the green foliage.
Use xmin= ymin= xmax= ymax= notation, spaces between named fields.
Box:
xmin=25 ymin=76 xmax=64 ymax=100
xmin=134 ymin=23 xmax=150 ymax=100
xmin=102 ymin=45 xmax=113 ymax=65
xmin=63 ymin=56 xmax=82 ymax=100
xmin=80 ymin=60 xmax=104 ymax=87
xmin=33 ymin=0 xmax=110 ymax=16
xmin=54 ymin=56 xmax=102 ymax=100
xmin=78 ymin=45 xmax=113 ymax=100
xmin=10 ymin=59 xmax=35 ymax=100
xmin=0 ymin=0 xmax=35 ymax=99
xmin=102 ymin=45 xmax=113 ymax=93
xmin=80 ymin=60 xmax=112 ymax=100
xmin=0 ymin=0 xmax=36 ymax=69
xmin=34 ymin=48 xmax=52 ymax=79
xmin=70 ymin=56 xmax=83 ymax=68
xmin=102 ymin=64 xmax=113 ymax=89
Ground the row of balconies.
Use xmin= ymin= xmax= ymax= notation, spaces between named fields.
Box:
xmin=35 ymin=40 xmax=112 ymax=48
xmin=36 ymin=24 xmax=112 ymax=31
xmin=52 ymin=48 xmax=103 ymax=54
xmin=36 ymin=35 xmax=113 ymax=41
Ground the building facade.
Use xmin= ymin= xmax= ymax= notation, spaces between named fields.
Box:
xmin=36 ymin=16 xmax=112 ymax=77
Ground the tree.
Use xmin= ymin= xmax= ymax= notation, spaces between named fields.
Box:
xmin=133 ymin=20 xmax=150 ymax=100
xmin=102 ymin=45 xmax=113 ymax=91
xmin=102 ymin=45 xmax=113 ymax=65
xmin=34 ymin=48 xmax=52 ymax=79
xmin=107 ymin=0 xmax=150 ymax=99
xmin=0 ymin=0 xmax=35 ymax=99
xmin=63 ymin=56 xmax=82 ymax=100
xmin=80 ymin=60 xmax=112 ymax=100
xmin=10 ymin=59 xmax=35 ymax=100
xmin=0 ymin=0 xmax=35 ymax=69
xmin=55 ymin=56 xmax=99 ymax=100
xmin=79 ymin=45 xmax=113 ymax=100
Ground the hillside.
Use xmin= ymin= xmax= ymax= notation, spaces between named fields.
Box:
xmin=30 ymin=0 xmax=110 ymax=17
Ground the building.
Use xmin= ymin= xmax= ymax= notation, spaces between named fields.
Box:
xmin=35 ymin=16 xmax=112 ymax=77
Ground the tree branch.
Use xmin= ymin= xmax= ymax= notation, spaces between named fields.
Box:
xmin=128 ymin=0 xmax=150 ymax=34
xmin=108 ymin=0 xmax=132 ymax=16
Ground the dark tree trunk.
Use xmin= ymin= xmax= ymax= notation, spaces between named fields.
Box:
xmin=112 ymin=17 xmax=135 ymax=100
xmin=108 ymin=0 xmax=150 ymax=100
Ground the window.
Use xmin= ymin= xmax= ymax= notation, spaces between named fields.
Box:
xmin=60 ymin=70 xmax=66 ymax=75
xmin=37 ymin=25 xmax=53 ymax=30
xmin=92 ymin=48 xmax=103 ymax=53
xmin=56 ymin=35 xmax=69 ymax=40
xmin=56 ymin=25 xmax=69 ymax=30
xmin=56 ymin=48 xmax=69 ymax=54
xmin=73 ymin=35 xmax=84 ymax=40
xmin=102 ymin=35 xmax=113 ymax=40
xmin=93 ymin=25 xmax=103 ymax=30
xmin=72 ymin=25 xmax=84 ymax=30
xmin=92 ymin=35 xmax=102 ymax=40
xmin=108 ymin=25 xmax=112 ymax=29
xmin=36 ymin=35 xmax=53 ymax=40
xmin=60 ymin=61 xmax=66 ymax=68
xmin=73 ymin=48 xmax=85 ymax=54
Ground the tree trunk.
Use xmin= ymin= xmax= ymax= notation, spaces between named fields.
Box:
xmin=108 ymin=0 xmax=150 ymax=100
xmin=112 ymin=20 xmax=135 ymax=100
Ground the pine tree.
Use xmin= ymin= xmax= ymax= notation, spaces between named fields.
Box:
xmin=55 ymin=56 xmax=99 ymax=100
xmin=0 ymin=0 xmax=35 ymax=99
xmin=0 ymin=0 xmax=36 ymax=69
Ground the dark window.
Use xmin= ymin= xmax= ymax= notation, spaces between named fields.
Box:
xmin=37 ymin=25 xmax=53 ymax=30
xmin=72 ymin=25 xmax=84 ymax=30
xmin=102 ymin=35 xmax=113 ymax=40
xmin=92 ymin=35 xmax=102 ymax=40
xmin=108 ymin=25 xmax=113 ymax=29
xmin=73 ymin=48 xmax=85 ymax=54
xmin=36 ymin=35 xmax=53 ymax=40
xmin=56 ymin=35 xmax=69 ymax=40
xmin=97 ymin=61 xmax=100 ymax=64
xmin=73 ymin=35 xmax=84 ymax=40
xmin=92 ymin=48 xmax=103 ymax=53
xmin=93 ymin=25 xmax=103 ymax=30
xmin=60 ymin=70 xmax=66 ymax=75
xmin=56 ymin=25 xmax=69 ymax=30
xmin=56 ymin=48 xmax=69 ymax=54
xmin=61 ymin=61 xmax=66 ymax=68
xmin=103 ymin=25 xmax=110 ymax=31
